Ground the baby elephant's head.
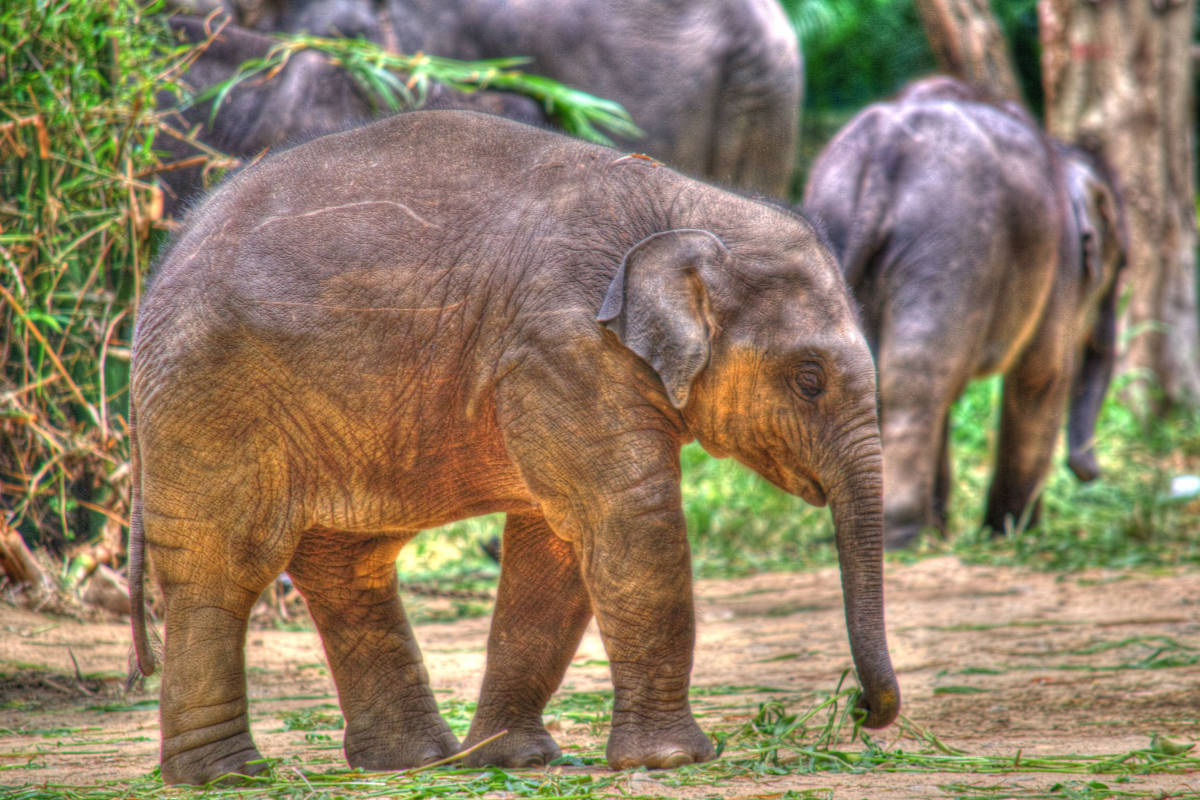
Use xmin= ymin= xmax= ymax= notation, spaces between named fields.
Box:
xmin=598 ymin=222 xmax=898 ymax=730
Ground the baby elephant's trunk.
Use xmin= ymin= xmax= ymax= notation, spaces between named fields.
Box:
xmin=829 ymin=461 xmax=900 ymax=728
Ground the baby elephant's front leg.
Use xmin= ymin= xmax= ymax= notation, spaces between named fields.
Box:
xmin=583 ymin=490 xmax=715 ymax=769
xmin=463 ymin=511 xmax=592 ymax=767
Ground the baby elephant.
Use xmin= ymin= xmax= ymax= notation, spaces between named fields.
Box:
xmin=129 ymin=109 xmax=899 ymax=785
xmin=804 ymin=76 xmax=1126 ymax=549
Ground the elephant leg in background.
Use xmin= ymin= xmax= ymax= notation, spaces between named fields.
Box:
xmin=985 ymin=346 xmax=1073 ymax=535
xmin=710 ymin=62 xmax=799 ymax=198
xmin=706 ymin=2 xmax=801 ymax=199
xmin=155 ymin=519 xmax=291 ymax=785
xmin=931 ymin=415 xmax=953 ymax=535
xmin=286 ymin=531 xmax=459 ymax=770
xmin=710 ymin=94 xmax=798 ymax=198
xmin=462 ymin=510 xmax=593 ymax=767
xmin=876 ymin=335 xmax=962 ymax=549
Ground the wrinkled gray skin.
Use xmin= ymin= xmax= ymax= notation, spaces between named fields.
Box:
xmin=172 ymin=0 xmax=803 ymax=197
xmin=130 ymin=110 xmax=898 ymax=785
xmin=156 ymin=15 xmax=546 ymax=214
xmin=803 ymin=77 xmax=1125 ymax=549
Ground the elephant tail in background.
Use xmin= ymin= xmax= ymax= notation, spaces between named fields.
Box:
xmin=839 ymin=149 xmax=894 ymax=293
xmin=128 ymin=402 xmax=158 ymax=679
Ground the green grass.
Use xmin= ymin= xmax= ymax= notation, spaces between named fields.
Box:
xmin=7 ymin=682 xmax=1196 ymax=799
xmin=277 ymin=708 xmax=342 ymax=733
xmin=949 ymin=375 xmax=1200 ymax=572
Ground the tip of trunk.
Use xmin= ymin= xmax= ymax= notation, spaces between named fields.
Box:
xmin=1068 ymin=449 xmax=1100 ymax=483
xmin=856 ymin=678 xmax=900 ymax=729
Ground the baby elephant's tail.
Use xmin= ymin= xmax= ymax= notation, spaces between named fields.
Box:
xmin=128 ymin=404 xmax=157 ymax=679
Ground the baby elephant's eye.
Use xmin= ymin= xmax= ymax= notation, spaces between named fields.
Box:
xmin=790 ymin=361 xmax=825 ymax=401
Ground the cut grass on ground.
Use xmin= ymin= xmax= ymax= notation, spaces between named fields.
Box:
xmin=4 ymin=682 xmax=1197 ymax=799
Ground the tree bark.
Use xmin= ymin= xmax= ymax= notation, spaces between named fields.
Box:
xmin=1040 ymin=0 xmax=1200 ymax=411
xmin=0 ymin=519 xmax=50 ymax=593
xmin=914 ymin=0 xmax=1024 ymax=102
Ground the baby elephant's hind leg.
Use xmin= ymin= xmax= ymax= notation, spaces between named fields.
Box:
xmin=153 ymin=519 xmax=289 ymax=786
xmin=287 ymin=531 xmax=458 ymax=770
xmin=159 ymin=588 xmax=268 ymax=785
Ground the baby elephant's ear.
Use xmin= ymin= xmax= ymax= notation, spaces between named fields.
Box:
xmin=597 ymin=229 xmax=727 ymax=409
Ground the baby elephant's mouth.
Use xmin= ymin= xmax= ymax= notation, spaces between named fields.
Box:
xmin=790 ymin=471 xmax=827 ymax=507
xmin=754 ymin=452 xmax=827 ymax=507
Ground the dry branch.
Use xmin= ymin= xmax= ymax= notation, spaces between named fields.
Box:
xmin=0 ymin=517 xmax=51 ymax=591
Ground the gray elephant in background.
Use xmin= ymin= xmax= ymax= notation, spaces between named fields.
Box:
xmin=156 ymin=15 xmax=546 ymax=214
xmin=803 ymin=76 xmax=1126 ymax=549
xmin=171 ymin=0 xmax=803 ymax=197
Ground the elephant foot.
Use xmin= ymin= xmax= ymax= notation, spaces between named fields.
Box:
xmin=883 ymin=522 xmax=924 ymax=551
xmin=344 ymin=719 xmax=459 ymax=771
xmin=161 ymin=731 xmax=266 ymax=786
xmin=606 ymin=717 xmax=715 ymax=770
xmin=1068 ymin=449 xmax=1100 ymax=483
xmin=984 ymin=505 xmax=1039 ymax=538
xmin=461 ymin=723 xmax=561 ymax=767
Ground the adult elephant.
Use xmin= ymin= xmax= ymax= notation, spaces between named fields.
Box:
xmin=803 ymin=77 xmax=1126 ymax=549
xmin=178 ymin=0 xmax=803 ymax=197
xmin=156 ymin=15 xmax=546 ymax=214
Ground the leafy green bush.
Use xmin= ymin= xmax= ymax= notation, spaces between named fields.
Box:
xmin=782 ymin=0 xmax=937 ymax=111
xmin=0 ymin=0 xmax=637 ymax=554
xmin=1 ymin=0 xmax=173 ymax=551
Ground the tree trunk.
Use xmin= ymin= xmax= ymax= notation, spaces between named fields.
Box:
xmin=914 ymin=0 xmax=1024 ymax=102
xmin=1040 ymin=0 xmax=1200 ymax=411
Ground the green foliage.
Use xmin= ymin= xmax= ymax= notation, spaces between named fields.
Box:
xmin=782 ymin=0 xmax=937 ymax=111
xmin=0 ymin=0 xmax=176 ymax=549
xmin=783 ymin=0 xmax=1043 ymax=114
xmin=0 ymin=1 xmax=638 ymax=552
xmin=991 ymin=0 xmax=1044 ymax=114
xmin=197 ymin=33 xmax=642 ymax=146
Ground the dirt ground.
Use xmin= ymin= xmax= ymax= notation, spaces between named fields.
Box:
xmin=1 ymin=556 xmax=1198 ymax=798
